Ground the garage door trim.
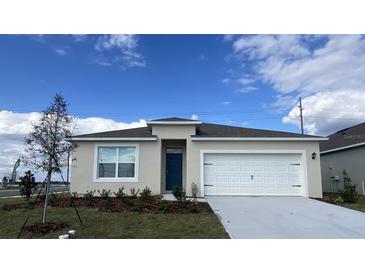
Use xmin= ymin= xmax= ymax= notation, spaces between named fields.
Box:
xmin=199 ymin=150 xmax=309 ymax=197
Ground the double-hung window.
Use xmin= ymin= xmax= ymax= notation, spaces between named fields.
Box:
xmin=96 ymin=145 xmax=138 ymax=181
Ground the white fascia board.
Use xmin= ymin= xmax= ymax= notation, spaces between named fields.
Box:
xmin=147 ymin=121 xmax=202 ymax=125
xmin=320 ymin=141 xmax=365 ymax=154
xmin=191 ymin=137 xmax=328 ymax=141
xmin=71 ymin=137 xmax=157 ymax=141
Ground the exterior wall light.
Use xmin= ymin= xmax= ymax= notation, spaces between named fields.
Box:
xmin=312 ymin=152 xmax=316 ymax=160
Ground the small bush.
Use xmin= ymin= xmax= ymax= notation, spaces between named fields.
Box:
xmin=340 ymin=170 xmax=359 ymax=203
xmin=335 ymin=196 xmax=344 ymax=204
xmin=124 ymin=198 xmax=135 ymax=207
xmin=84 ymin=190 xmax=96 ymax=206
xmin=98 ymin=189 xmax=112 ymax=200
xmin=103 ymin=199 xmax=113 ymax=210
xmin=19 ymin=170 xmax=37 ymax=201
xmin=130 ymin=188 xmax=140 ymax=197
xmin=191 ymin=182 xmax=199 ymax=199
xmin=140 ymin=186 xmax=152 ymax=199
xmin=159 ymin=201 xmax=172 ymax=213
xmin=113 ymin=187 xmax=126 ymax=199
xmin=172 ymin=187 xmax=186 ymax=201
xmin=190 ymin=205 xmax=200 ymax=213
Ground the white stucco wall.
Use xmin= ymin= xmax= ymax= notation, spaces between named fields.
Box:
xmin=70 ymin=141 xmax=161 ymax=194
xmin=70 ymin=125 xmax=323 ymax=198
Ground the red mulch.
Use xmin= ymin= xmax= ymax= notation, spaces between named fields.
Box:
xmin=3 ymin=196 xmax=213 ymax=214
xmin=311 ymin=198 xmax=338 ymax=205
xmin=24 ymin=223 xmax=70 ymax=235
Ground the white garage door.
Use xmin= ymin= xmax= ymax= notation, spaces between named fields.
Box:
xmin=204 ymin=153 xmax=305 ymax=196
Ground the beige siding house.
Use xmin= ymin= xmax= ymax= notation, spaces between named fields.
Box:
xmin=70 ymin=117 xmax=326 ymax=198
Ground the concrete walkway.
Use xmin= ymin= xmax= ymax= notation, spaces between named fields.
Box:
xmin=207 ymin=196 xmax=365 ymax=239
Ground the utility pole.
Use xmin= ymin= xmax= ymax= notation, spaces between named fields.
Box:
xmin=298 ymin=97 xmax=304 ymax=134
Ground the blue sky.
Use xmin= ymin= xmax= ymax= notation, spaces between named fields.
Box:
xmin=0 ymin=34 xmax=299 ymax=132
xmin=1 ymin=34 xmax=365 ymax=177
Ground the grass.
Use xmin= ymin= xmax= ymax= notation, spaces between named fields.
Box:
xmin=322 ymin=193 xmax=365 ymax=213
xmin=0 ymin=197 xmax=229 ymax=239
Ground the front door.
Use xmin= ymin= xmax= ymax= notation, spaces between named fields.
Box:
xmin=166 ymin=149 xmax=183 ymax=191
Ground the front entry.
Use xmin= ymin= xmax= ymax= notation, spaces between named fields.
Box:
xmin=166 ymin=148 xmax=183 ymax=191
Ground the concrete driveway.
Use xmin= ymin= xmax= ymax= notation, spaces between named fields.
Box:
xmin=207 ymin=196 xmax=365 ymax=239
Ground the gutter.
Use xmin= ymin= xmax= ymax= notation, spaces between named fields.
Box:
xmin=320 ymin=141 xmax=365 ymax=154
xmin=191 ymin=137 xmax=328 ymax=141
xmin=70 ymin=137 xmax=158 ymax=141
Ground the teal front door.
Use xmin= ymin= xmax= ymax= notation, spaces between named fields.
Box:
xmin=166 ymin=149 xmax=183 ymax=191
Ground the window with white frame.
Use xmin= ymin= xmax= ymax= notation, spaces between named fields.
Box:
xmin=97 ymin=146 xmax=137 ymax=179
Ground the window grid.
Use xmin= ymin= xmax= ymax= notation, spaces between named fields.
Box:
xmin=97 ymin=146 xmax=136 ymax=179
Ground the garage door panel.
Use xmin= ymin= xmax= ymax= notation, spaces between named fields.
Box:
xmin=204 ymin=153 xmax=305 ymax=196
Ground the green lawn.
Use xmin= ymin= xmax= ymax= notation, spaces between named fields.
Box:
xmin=0 ymin=197 xmax=229 ymax=239
xmin=322 ymin=193 xmax=365 ymax=213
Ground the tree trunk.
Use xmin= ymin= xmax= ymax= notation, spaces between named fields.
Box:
xmin=42 ymin=157 xmax=53 ymax=224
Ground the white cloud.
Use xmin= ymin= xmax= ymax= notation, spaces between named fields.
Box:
xmin=221 ymin=78 xmax=232 ymax=85
xmin=237 ymin=77 xmax=255 ymax=85
xmin=229 ymin=35 xmax=365 ymax=134
xmin=0 ymin=110 xmax=146 ymax=179
xmin=222 ymin=101 xmax=231 ymax=105
xmin=191 ymin=114 xmax=199 ymax=120
xmin=239 ymin=86 xmax=257 ymax=93
xmin=54 ymin=48 xmax=67 ymax=56
xmin=283 ymin=90 xmax=365 ymax=136
xmin=72 ymin=34 xmax=88 ymax=42
xmin=94 ymin=34 xmax=145 ymax=68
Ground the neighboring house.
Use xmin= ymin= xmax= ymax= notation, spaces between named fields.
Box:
xmin=70 ymin=117 xmax=326 ymax=198
xmin=320 ymin=122 xmax=365 ymax=195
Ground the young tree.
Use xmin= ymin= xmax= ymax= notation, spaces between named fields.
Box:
xmin=23 ymin=94 xmax=75 ymax=223
xmin=19 ymin=170 xmax=37 ymax=201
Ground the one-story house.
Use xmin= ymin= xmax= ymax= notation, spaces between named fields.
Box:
xmin=320 ymin=122 xmax=365 ymax=195
xmin=70 ymin=117 xmax=326 ymax=198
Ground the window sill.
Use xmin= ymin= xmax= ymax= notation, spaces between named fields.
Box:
xmin=93 ymin=178 xmax=138 ymax=183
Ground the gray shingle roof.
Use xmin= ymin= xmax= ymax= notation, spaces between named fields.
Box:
xmin=320 ymin=122 xmax=365 ymax=152
xmin=72 ymin=126 xmax=153 ymax=138
xmin=72 ymin=118 xmax=324 ymax=139
xmin=149 ymin=117 xmax=198 ymax=122
xmin=195 ymin=123 xmax=321 ymax=138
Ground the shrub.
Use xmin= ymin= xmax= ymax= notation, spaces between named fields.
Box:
xmin=335 ymin=196 xmax=344 ymax=204
xmin=191 ymin=182 xmax=199 ymax=199
xmin=130 ymin=188 xmax=140 ymax=197
xmin=84 ymin=190 xmax=96 ymax=206
xmin=340 ymin=170 xmax=359 ymax=203
xmin=98 ymin=189 xmax=112 ymax=200
xmin=103 ymin=199 xmax=113 ymax=211
xmin=140 ymin=186 xmax=152 ymax=199
xmin=113 ymin=187 xmax=126 ymax=199
xmin=159 ymin=201 xmax=172 ymax=213
xmin=172 ymin=187 xmax=186 ymax=201
xmin=124 ymin=198 xmax=135 ymax=207
xmin=190 ymin=205 xmax=200 ymax=213
xmin=19 ymin=170 xmax=37 ymax=201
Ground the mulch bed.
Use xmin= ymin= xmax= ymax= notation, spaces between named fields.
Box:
xmin=24 ymin=223 xmax=70 ymax=235
xmin=3 ymin=196 xmax=213 ymax=214
xmin=312 ymin=198 xmax=338 ymax=205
